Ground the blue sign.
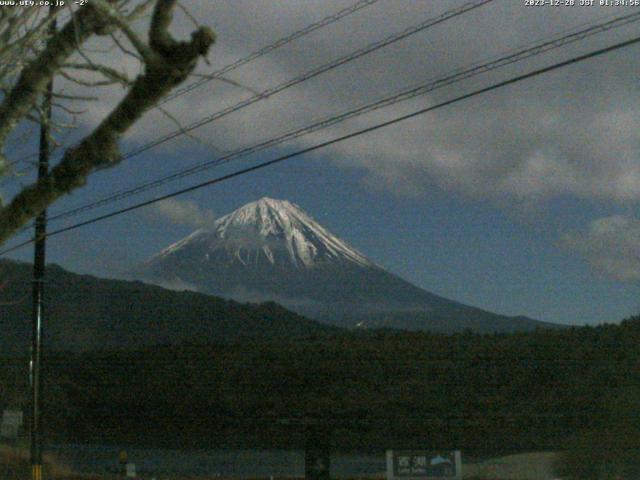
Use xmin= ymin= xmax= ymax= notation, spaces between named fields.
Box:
xmin=386 ymin=450 xmax=461 ymax=480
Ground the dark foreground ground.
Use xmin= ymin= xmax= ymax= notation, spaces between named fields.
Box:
xmin=1 ymin=445 xmax=560 ymax=480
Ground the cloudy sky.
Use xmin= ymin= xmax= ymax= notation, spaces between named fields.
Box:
xmin=4 ymin=0 xmax=640 ymax=325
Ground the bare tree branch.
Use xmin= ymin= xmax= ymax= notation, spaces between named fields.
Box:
xmin=61 ymin=64 xmax=132 ymax=87
xmin=91 ymin=0 xmax=156 ymax=63
xmin=157 ymin=105 xmax=228 ymax=155
xmin=0 ymin=0 xmax=215 ymax=245
xmin=0 ymin=5 xmax=111 ymax=152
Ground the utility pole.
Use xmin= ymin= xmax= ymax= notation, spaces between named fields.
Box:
xmin=31 ymin=6 xmax=56 ymax=480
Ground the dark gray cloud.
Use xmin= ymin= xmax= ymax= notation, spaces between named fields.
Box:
xmin=130 ymin=0 xmax=639 ymax=205
xmin=48 ymin=1 xmax=640 ymax=205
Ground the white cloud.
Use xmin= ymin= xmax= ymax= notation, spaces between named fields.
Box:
xmin=153 ymin=277 xmax=200 ymax=293
xmin=152 ymin=198 xmax=216 ymax=228
xmin=562 ymin=216 xmax=640 ymax=282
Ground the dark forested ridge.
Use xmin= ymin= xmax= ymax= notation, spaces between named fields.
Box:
xmin=0 ymin=259 xmax=335 ymax=355
xmin=0 ymin=259 xmax=558 ymax=358
xmin=2 ymin=317 xmax=638 ymax=456
xmin=1 ymin=259 xmax=638 ymax=457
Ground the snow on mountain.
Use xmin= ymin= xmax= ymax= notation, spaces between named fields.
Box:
xmin=134 ymin=197 xmax=557 ymax=334
xmin=152 ymin=197 xmax=373 ymax=269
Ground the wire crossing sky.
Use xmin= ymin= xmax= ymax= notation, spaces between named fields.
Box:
xmin=4 ymin=0 xmax=383 ymax=172
xmin=124 ymin=0 xmax=493 ymax=159
xmin=158 ymin=0 xmax=383 ymax=105
xmin=46 ymin=10 xmax=640 ymax=224
xmin=2 ymin=32 xmax=639 ymax=257
xmin=3 ymin=1 xmax=640 ymax=326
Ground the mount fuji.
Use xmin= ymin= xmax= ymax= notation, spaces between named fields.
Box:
xmin=133 ymin=197 xmax=558 ymax=333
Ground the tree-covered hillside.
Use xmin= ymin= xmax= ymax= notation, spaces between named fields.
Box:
xmin=2 ymin=317 xmax=638 ymax=458
xmin=0 ymin=260 xmax=335 ymax=355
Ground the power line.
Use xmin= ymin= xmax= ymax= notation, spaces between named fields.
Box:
xmin=1 ymin=33 xmax=638 ymax=257
xmin=7 ymin=0 xmax=493 ymax=230
xmin=47 ymin=10 xmax=640 ymax=223
xmin=159 ymin=0 xmax=383 ymax=105
xmin=123 ymin=0 xmax=493 ymax=159
xmin=1 ymin=0 xmax=382 ymax=175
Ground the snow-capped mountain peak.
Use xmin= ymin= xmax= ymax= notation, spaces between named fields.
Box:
xmin=134 ymin=198 xmax=553 ymax=335
xmin=152 ymin=198 xmax=373 ymax=269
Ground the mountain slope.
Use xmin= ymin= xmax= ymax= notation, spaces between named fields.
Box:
xmin=134 ymin=198 xmax=560 ymax=333
xmin=0 ymin=259 xmax=335 ymax=355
